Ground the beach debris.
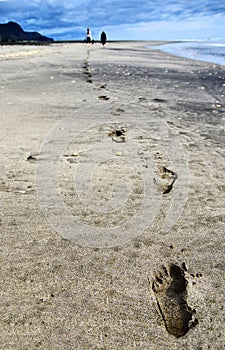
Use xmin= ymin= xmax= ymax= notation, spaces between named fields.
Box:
xmin=15 ymin=186 xmax=34 ymax=194
xmin=152 ymin=263 xmax=198 ymax=338
xmin=63 ymin=152 xmax=79 ymax=157
xmin=64 ymin=152 xmax=80 ymax=163
xmin=115 ymin=151 xmax=123 ymax=156
xmin=98 ymin=95 xmax=110 ymax=100
xmin=108 ymin=127 xmax=126 ymax=143
xmin=159 ymin=166 xmax=177 ymax=194
xmin=63 ymin=152 xmax=80 ymax=163
xmin=213 ymin=101 xmax=222 ymax=108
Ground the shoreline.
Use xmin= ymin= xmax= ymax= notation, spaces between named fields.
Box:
xmin=1 ymin=39 xmax=225 ymax=67
xmin=150 ymin=40 xmax=225 ymax=67
xmin=0 ymin=42 xmax=224 ymax=349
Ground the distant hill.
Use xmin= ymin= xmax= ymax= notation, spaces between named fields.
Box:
xmin=0 ymin=21 xmax=54 ymax=43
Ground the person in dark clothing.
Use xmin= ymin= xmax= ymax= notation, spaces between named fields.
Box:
xmin=100 ymin=31 xmax=107 ymax=47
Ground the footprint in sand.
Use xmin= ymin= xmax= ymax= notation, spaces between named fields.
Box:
xmin=152 ymin=98 xmax=167 ymax=103
xmin=159 ymin=166 xmax=177 ymax=194
xmin=108 ymin=127 xmax=126 ymax=143
xmin=98 ymin=95 xmax=110 ymax=100
xmin=26 ymin=154 xmax=38 ymax=162
xmin=152 ymin=263 xmax=198 ymax=338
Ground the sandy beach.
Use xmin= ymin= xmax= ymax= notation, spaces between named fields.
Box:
xmin=0 ymin=42 xmax=224 ymax=349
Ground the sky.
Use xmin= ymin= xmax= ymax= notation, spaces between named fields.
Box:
xmin=0 ymin=0 xmax=225 ymax=41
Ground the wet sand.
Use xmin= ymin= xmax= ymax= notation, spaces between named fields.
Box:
xmin=0 ymin=42 xmax=224 ymax=349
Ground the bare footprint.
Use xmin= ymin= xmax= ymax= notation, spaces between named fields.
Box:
xmin=159 ymin=166 xmax=177 ymax=194
xmin=152 ymin=264 xmax=198 ymax=338
xmin=98 ymin=95 xmax=110 ymax=100
xmin=108 ymin=127 xmax=126 ymax=143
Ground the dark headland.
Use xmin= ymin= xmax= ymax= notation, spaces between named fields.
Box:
xmin=0 ymin=21 xmax=54 ymax=44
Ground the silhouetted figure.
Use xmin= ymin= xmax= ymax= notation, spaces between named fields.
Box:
xmin=100 ymin=31 xmax=107 ymax=47
xmin=86 ymin=27 xmax=92 ymax=46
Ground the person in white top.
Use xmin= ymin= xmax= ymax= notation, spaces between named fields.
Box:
xmin=86 ymin=28 xmax=92 ymax=46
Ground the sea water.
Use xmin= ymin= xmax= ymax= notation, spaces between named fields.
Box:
xmin=151 ymin=41 xmax=225 ymax=67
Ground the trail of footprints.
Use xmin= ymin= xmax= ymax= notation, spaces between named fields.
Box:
xmin=82 ymin=58 xmax=93 ymax=84
xmin=81 ymin=50 xmax=198 ymax=338
xmin=82 ymin=50 xmax=110 ymax=100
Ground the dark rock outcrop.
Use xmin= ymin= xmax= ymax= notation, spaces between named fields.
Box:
xmin=0 ymin=21 xmax=54 ymax=43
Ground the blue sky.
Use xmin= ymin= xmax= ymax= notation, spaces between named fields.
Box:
xmin=0 ymin=0 xmax=225 ymax=41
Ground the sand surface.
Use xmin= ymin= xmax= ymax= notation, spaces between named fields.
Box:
xmin=0 ymin=42 xmax=224 ymax=349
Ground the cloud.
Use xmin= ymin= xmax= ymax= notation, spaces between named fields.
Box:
xmin=92 ymin=12 xmax=225 ymax=41
xmin=0 ymin=0 xmax=224 ymax=40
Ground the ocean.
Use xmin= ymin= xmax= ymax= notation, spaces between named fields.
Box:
xmin=150 ymin=41 xmax=225 ymax=67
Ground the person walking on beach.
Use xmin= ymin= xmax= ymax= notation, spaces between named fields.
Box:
xmin=100 ymin=31 xmax=107 ymax=47
xmin=86 ymin=28 xmax=92 ymax=46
